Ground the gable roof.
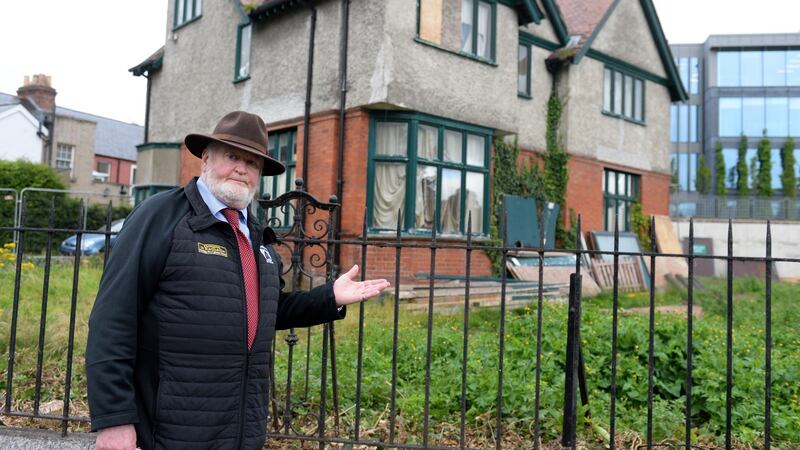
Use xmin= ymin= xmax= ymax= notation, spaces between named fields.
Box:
xmin=543 ymin=0 xmax=687 ymax=102
xmin=499 ymin=0 xmax=544 ymax=25
xmin=0 ymin=91 xmax=47 ymax=123
xmin=56 ymin=107 xmax=143 ymax=161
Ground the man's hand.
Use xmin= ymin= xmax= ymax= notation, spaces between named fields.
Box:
xmin=333 ymin=265 xmax=390 ymax=306
xmin=96 ymin=424 xmax=137 ymax=450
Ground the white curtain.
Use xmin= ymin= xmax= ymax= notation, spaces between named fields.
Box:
xmin=416 ymin=165 xmax=437 ymax=229
xmin=417 ymin=125 xmax=438 ymax=160
xmin=373 ymin=163 xmax=406 ymax=229
xmin=444 ymin=130 xmax=461 ymax=162
xmin=477 ymin=2 xmax=491 ymax=58
xmin=460 ymin=0 xmax=473 ymax=52
xmin=376 ymin=123 xmax=408 ymax=156
xmin=465 ymin=172 xmax=483 ymax=233
xmin=440 ymin=169 xmax=461 ymax=233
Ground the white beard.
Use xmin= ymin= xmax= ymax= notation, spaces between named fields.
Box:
xmin=204 ymin=174 xmax=255 ymax=209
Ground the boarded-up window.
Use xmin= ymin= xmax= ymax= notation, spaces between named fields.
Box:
xmin=419 ymin=0 xmax=443 ymax=44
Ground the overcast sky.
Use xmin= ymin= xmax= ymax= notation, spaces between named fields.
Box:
xmin=0 ymin=0 xmax=798 ymax=126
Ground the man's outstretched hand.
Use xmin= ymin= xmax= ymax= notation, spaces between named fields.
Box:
xmin=333 ymin=265 xmax=390 ymax=306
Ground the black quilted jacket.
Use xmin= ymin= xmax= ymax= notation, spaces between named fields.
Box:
xmin=86 ymin=178 xmax=344 ymax=449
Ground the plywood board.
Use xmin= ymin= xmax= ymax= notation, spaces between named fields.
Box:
xmin=653 ymin=215 xmax=683 ymax=255
xmin=419 ymin=0 xmax=443 ymax=44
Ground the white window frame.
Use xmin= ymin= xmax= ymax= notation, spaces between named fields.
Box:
xmin=55 ymin=143 xmax=74 ymax=177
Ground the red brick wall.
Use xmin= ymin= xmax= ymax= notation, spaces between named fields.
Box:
xmin=179 ymin=144 xmax=202 ymax=185
xmin=564 ymin=154 xmax=671 ymax=232
xmin=93 ymin=156 xmax=137 ymax=185
xmin=264 ymin=109 xmax=494 ymax=280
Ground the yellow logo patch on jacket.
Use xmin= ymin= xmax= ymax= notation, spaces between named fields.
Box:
xmin=197 ymin=243 xmax=228 ymax=258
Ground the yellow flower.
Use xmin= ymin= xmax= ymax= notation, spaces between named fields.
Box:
xmin=4 ymin=242 xmax=15 ymax=249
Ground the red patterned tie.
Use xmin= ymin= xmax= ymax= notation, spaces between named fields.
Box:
xmin=222 ymin=208 xmax=259 ymax=350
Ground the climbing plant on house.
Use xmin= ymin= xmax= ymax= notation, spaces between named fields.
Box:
xmin=543 ymin=91 xmax=571 ymax=247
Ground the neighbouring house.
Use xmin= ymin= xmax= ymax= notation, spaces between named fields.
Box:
xmin=669 ymin=33 xmax=800 ymax=219
xmin=0 ymin=90 xmax=49 ymax=162
xmin=131 ymin=0 xmax=686 ymax=279
xmin=0 ymin=75 xmax=142 ymax=202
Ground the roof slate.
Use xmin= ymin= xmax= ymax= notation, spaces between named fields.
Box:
xmin=55 ymin=107 xmax=142 ymax=161
xmin=556 ymin=0 xmax=614 ymax=41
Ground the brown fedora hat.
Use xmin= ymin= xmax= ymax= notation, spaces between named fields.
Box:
xmin=184 ymin=111 xmax=285 ymax=176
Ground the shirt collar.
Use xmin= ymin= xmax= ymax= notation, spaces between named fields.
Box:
xmin=196 ymin=177 xmax=249 ymax=223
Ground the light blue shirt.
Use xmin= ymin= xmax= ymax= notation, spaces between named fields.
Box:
xmin=196 ymin=177 xmax=252 ymax=246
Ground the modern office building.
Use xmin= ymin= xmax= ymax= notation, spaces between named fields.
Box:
xmin=669 ymin=33 xmax=800 ymax=217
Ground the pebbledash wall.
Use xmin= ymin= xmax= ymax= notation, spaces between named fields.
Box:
xmin=137 ymin=0 xmax=684 ymax=280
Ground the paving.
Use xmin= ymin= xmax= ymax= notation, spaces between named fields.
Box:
xmin=0 ymin=427 xmax=95 ymax=449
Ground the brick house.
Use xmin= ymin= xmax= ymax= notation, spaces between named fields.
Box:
xmin=1 ymin=75 xmax=142 ymax=203
xmin=131 ymin=0 xmax=686 ymax=279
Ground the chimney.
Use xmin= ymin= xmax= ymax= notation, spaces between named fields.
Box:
xmin=17 ymin=74 xmax=57 ymax=113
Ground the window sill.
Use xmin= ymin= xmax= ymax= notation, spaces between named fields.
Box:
xmin=601 ymin=110 xmax=646 ymax=126
xmin=233 ymin=75 xmax=251 ymax=84
xmin=366 ymin=230 xmax=492 ymax=243
xmin=172 ymin=15 xmax=202 ymax=32
xmin=518 ymin=93 xmax=532 ymax=100
xmin=413 ymin=37 xmax=497 ymax=67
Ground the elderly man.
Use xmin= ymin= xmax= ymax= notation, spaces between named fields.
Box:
xmin=86 ymin=111 xmax=389 ymax=450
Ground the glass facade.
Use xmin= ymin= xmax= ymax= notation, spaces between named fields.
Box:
xmin=676 ymin=57 xmax=701 ymax=95
xmin=670 ymin=104 xmax=699 ymax=143
xmin=670 ymin=152 xmax=698 ymax=192
xmin=718 ymin=97 xmax=800 ymax=137
xmin=717 ymin=49 xmax=800 ymax=87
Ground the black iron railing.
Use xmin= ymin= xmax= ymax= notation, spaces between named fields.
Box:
xmin=0 ymin=184 xmax=797 ymax=449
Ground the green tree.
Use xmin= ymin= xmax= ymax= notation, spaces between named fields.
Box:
xmin=714 ymin=141 xmax=727 ymax=195
xmin=754 ymin=130 xmax=772 ymax=196
xmin=736 ymin=135 xmax=750 ymax=195
xmin=781 ymin=137 xmax=797 ymax=197
xmin=696 ymin=154 xmax=712 ymax=194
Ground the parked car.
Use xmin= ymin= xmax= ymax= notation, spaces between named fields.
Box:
xmin=59 ymin=219 xmax=125 ymax=255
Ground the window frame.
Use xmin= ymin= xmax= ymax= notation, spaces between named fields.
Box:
xmin=517 ymin=41 xmax=532 ymax=98
xmin=602 ymin=66 xmax=646 ymax=125
xmin=603 ymin=169 xmax=640 ymax=232
xmin=234 ymin=21 xmax=253 ymax=83
xmin=55 ymin=143 xmax=74 ymax=177
xmin=173 ymin=0 xmax=203 ymax=30
xmin=259 ymin=128 xmax=297 ymax=228
xmin=94 ymin=160 xmax=112 ymax=183
xmin=460 ymin=0 xmax=496 ymax=61
xmin=367 ymin=112 xmax=491 ymax=237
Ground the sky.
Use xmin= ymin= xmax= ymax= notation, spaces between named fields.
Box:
xmin=0 ymin=0 xmax=799 ymax=126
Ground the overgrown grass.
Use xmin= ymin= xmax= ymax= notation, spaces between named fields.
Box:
xmin=0 ymin=260 xmax=798 ymax=448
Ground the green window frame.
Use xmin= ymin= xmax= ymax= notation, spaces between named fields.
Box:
xmin=259 ymin=129 xmax=297 ymax=228
xmin=603 ymin=66 xmax=646 ymax=124
xmin=518 ymin=41 xmax=532 ymax=98
xmin=603 ymin=169 xmax=640 ymax=232
xmin=367 ymin=112 xmax=491 ymax=236
xmin=460 ymin=0 xmax=497 ymax=61
xmin=173 ymin=0 xmax=202 ymax=30
xmin=234 ymin=22 xmax=252 ymax=82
